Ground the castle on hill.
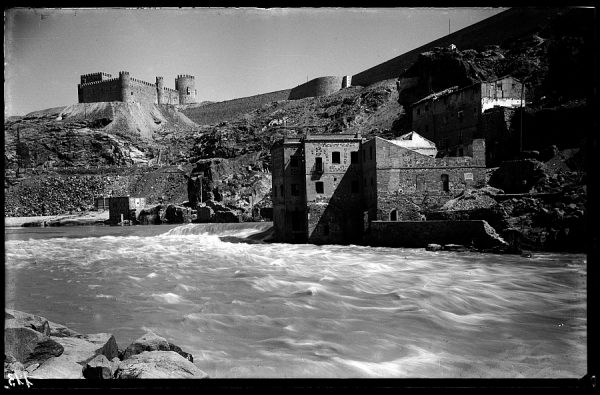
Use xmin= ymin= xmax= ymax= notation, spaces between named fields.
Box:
xmin=77 ymin=71 xmax=197 ymax=105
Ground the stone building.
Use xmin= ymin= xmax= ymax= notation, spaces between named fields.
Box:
xmin=77 ymin=71 xmax=197 ymax=105
xmin=108 ymin=196 xmax=146 ymax=224
xmin=409 ymin=76 xmax=524 ymax=163
xmin=271 ymin=132 xmax=486 ymax=244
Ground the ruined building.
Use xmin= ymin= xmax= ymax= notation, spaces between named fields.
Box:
xmin=77 ymin=72 xmax=197 ymax=105
xmin=271 ymin=132 xmax=486 ymax=244
xmin=409 ymin=76 xmax=524 ymax=165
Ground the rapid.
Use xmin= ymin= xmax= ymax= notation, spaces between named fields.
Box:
xmin=4 ymin=223 xmax=586 ymax=378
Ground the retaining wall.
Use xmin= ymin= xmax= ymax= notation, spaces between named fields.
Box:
xmin=366 ymin=220 xmax=505 ymax=248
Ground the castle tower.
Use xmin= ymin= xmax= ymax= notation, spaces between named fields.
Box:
xmin=156 ymin=77 xmax=164 ymax=104
xmin=119 ymin=71 xmax=132 ymax=102
xmin=175 ymin=74 xmax=196 ymax=104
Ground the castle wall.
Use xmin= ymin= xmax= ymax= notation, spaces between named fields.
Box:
xmin=351 ymin=8 xmax=568 ymax=87
xmin=288 ymin=76 xmax=344 ymax=100
xmin=78 ymin=79 xmax=122 ymax=103
xmin=127 ymin=78 xmax=160 ymax=104
xmin=78 ymin=72 xmax=196 ymax=105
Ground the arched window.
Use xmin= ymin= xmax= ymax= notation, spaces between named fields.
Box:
xmin=186 ymin=87 xmax=191 ymax=95
xmin=390 ymin=209 xmax=398 ymax=221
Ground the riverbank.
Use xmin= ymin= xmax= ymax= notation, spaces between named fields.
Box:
xmin=4 ymin=309 xmax=208 ymax=379
xmin=4 ymin=211 xmax=109 ymax=227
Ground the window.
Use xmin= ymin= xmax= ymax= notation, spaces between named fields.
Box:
xmin=332 ymin=151 xmax=341 ymax=164
xmin=290 ymin=157 xmax=299 ymax=167
xmin=315 ymin=182 xmax=324 ymax=194
xmin=187 ymin=87 xmax=191 ymax=95
xmin=441 ymin=174 xmax=449 ymax=192
xmin=351 ymin=180 xmax=359 ymax=193
xmin=390 ymin=209 xmax=398 ymax=222
xmin=350 ymin=151 xmax=358 ymax=164
xmin=315 ymin=157 xmax=323 ymax=172
xmin=291 ymin=184 xmax=299 ymax=196
xmin=416 ymin=175 xmax=425 ymax=192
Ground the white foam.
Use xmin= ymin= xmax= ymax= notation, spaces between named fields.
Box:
xmin=152 ymin=292 xmax=184 ymax=304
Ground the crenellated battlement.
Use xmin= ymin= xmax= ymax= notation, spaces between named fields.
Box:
xmin=78 ymin=70 xmax=197 ymax=105
xmin=79 ymin=77 xmax=120 ymax=87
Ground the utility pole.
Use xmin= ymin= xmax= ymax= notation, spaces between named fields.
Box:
xmin=519 ymin=79 xmax=525 ymax=154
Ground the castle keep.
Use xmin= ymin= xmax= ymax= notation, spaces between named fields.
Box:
xmin=77 ymin=72 xmax=197 ymax=105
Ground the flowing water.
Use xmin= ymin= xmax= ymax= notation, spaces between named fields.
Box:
xmin=4 ymin=223 xmax=586 ymax=378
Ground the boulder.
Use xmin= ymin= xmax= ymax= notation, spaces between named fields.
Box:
xmin=27 ymin=356 xmax=84 ymax=379
xmin=82 ymin=333 xmax=119 ymax=360
xmin=5 ymin=309 xmax=51 ymax=336
xmin=168 ymin=342 xmax=193 ymax=363
xmin=115 ymin=351 xmax=208 ymax=379
xmin=82 ymin=354 xmax=112 ymax=379
xmin=425 ymin=243 xmax=442 ymax=251
xmin=443 ymin=244 xmax=468 ymax=252
xmin=46 ymin=319 xmax=84 ymax=338
xmin=122 ymin=332 xmax=170 ymax=360
xmin=28 ymin=333 xmax=118 ymax=379
xmin=4 ymin=320 xmax=64 ymax=365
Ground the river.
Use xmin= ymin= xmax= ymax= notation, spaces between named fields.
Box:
xmin=4 ymin=223 xmax=587 ymax=378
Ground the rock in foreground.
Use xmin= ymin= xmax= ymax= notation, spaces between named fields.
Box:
xmin=115 ymin=351 xmax=208 ymax=379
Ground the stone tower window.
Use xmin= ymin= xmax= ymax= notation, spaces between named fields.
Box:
xmin=315 ymin=182 xmax=324 ymax=194
xmin=187 ymin=87 xmax=190 ymax=95
xmin=332 ymin=151 xmax=340 ymax=164
xmin=441 ymin=174 xmax=450 ymax=192
xmin=390 ymin=209 xmax=398 ymax=221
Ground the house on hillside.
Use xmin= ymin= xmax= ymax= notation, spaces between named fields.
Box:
xmin=409 ymin=76 xmax=524 ymax=165
xmin=271 ymin=131 xmax=486 ymax=244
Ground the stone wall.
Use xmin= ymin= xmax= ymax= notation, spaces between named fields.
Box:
xmin=411 ymin=84 xmax=481 ymax=156
xmin=78 ymin=79 xmax=122 ymax=103
xmin=303 ymin=137 xmax=363 ymax=243
xmin=364 ymin=137 xmax=486 ymax=220
xmin=366 ymin=220 xmax=505 ymax=248
xmin=78 ymin=72 xmax=193 ymax=105
xmin=288 ymin=76 xmax=345 ymax=100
